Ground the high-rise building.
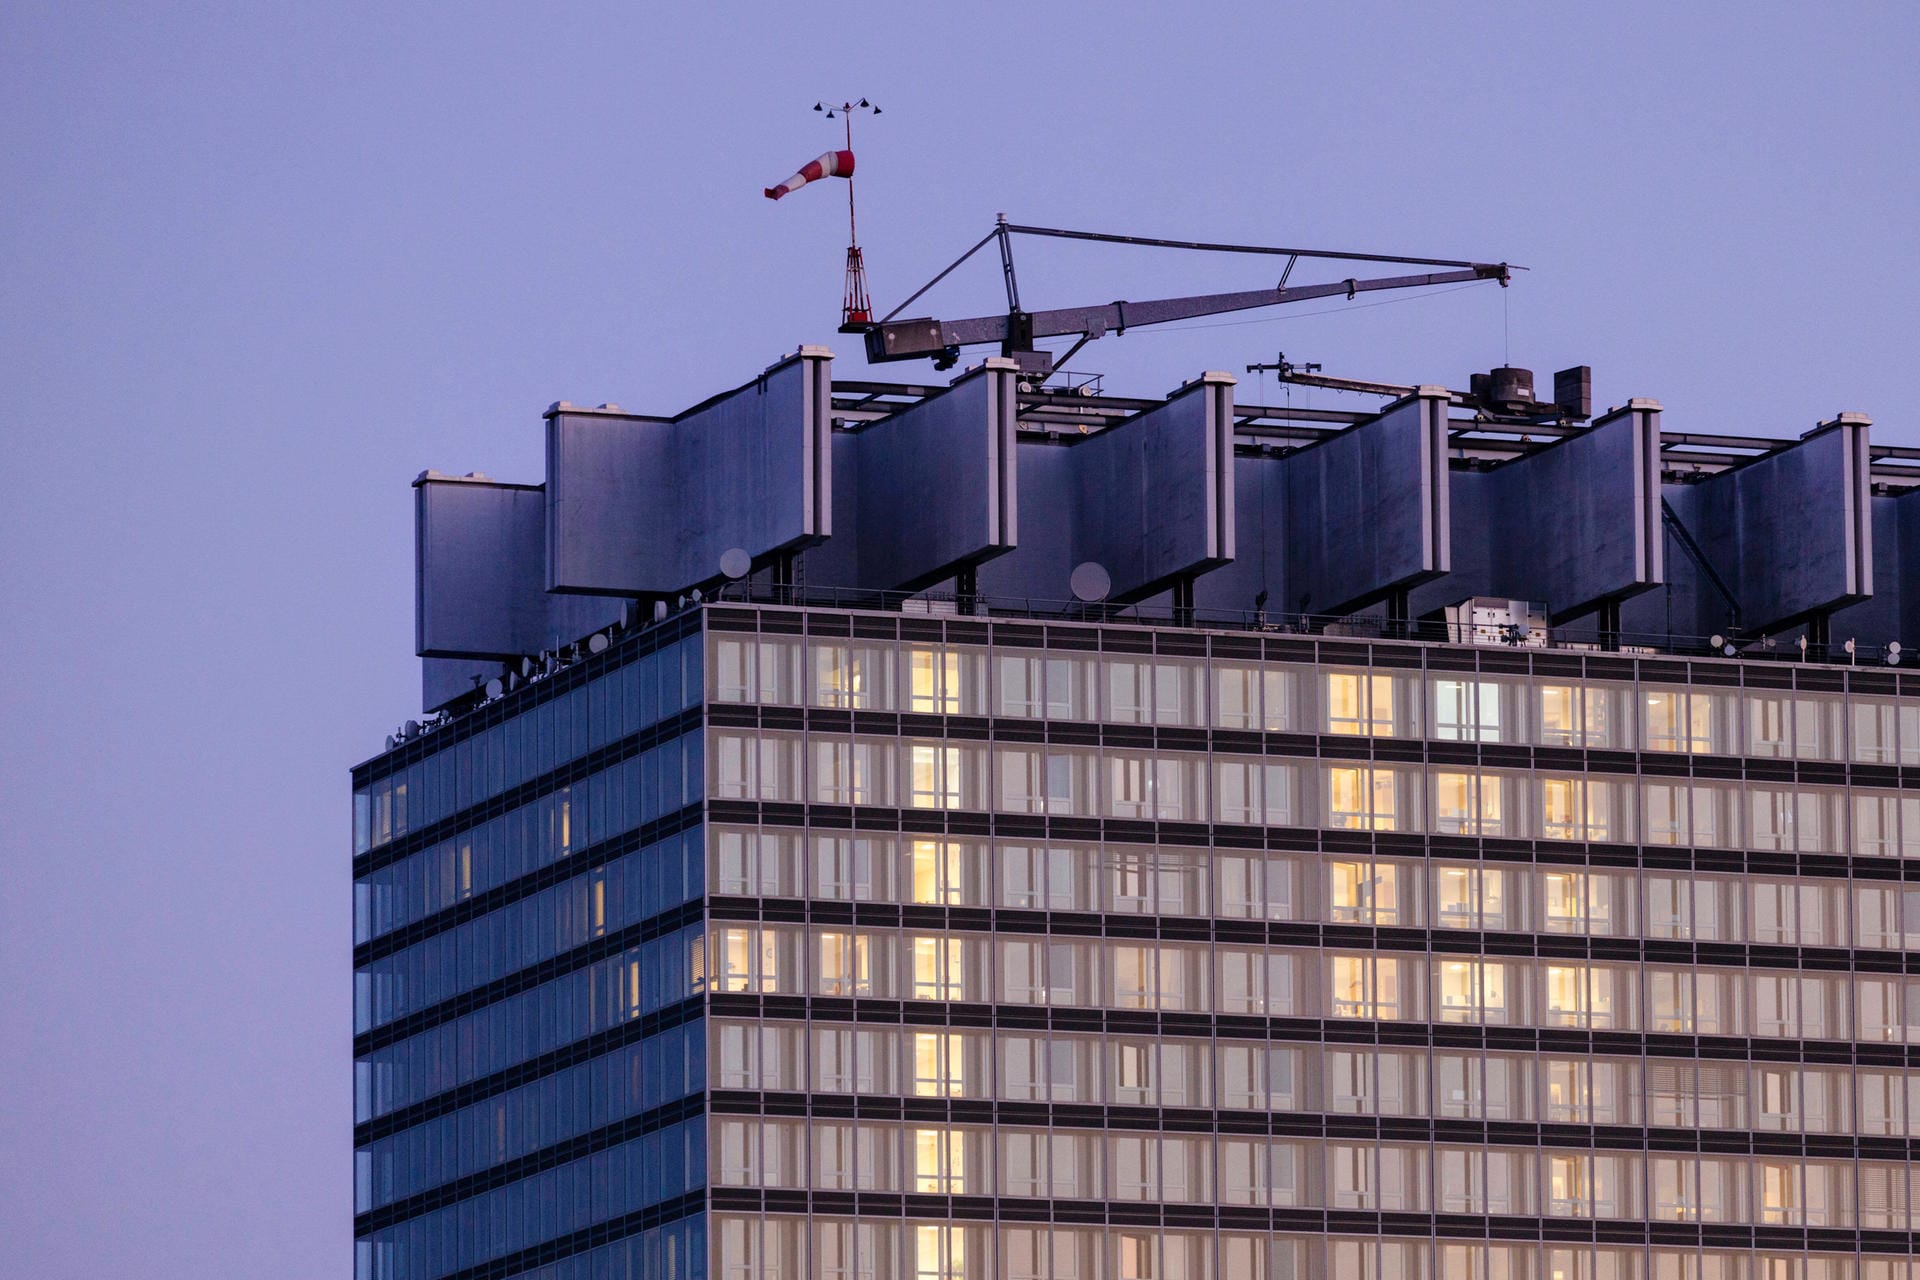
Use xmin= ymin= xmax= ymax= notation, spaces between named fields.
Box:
xmin=354 ymin=348 xmax=1920 ymax=1280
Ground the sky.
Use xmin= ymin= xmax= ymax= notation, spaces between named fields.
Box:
xmin=2 ymin=3 xmax=1917 ymax=1275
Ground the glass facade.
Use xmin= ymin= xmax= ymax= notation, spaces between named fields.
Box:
xmin=356 ymin=603 xmax=1920 ymax=1279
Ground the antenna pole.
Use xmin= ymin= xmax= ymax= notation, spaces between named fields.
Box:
xmin=819 ymin=97 xmax=880 ymax=333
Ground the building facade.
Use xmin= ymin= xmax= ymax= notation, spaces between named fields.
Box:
xmin=355 ymin=351 xmax=1920 ymax=1280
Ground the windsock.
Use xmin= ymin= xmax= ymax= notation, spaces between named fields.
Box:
xmin=764 ymin=149 xmax=855 ymax=201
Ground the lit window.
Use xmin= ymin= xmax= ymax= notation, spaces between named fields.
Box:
xmin=1542 ymin=777 xmax=1612 ymax=842
xmin=1759 ymin=1161 xmax=1800 ymax=1225
xmin=1548 ymin=1153 xmax=1596 ymax=1217
xmin=913 ymin=1224 xmax=965 ymax=1280
xmin=1645 ymin=688 xmax=1714 ymax=753
xmin=906 ymin=648 xmax=961 ymax=714
xmin=1538 ymin=683 xmax=1615 ymax=747
xmin=908 ymin=744 xmax=961 ymax=809
xmin=1329 ymin=860 xmax=1402 ymax=924
xmin=816 ymin=931 xmax=870 ymax=997
xmin=1438 ymin=959 xmax=1507 ymax=1023
xmin=1330 ymin=955 xmax=1405 ymax=1020
xmin=912 ymin=1032 xmax=965 ymax=1097
xmin=1544 ymin=964 xmax=1613 ymax=1028
xmin=1328 ymin=765 xmax=1400 ymax=830
xmin=1434 ymin=771 xmax=1504 ymax=835
xmin=713 ymin=926 xmax=776 ymax=992
xmin=911 ymin=935 xmax=963 ymax=1000
xmin=1325 ymin=671 xmax=1396 ymax=736
xmin=1541 ymin=869 xmax=1616 ymax=936
xmin=913 ymin=1129 xmax=968 ymax=1194
xmin=908 ymin=840 xmax=963 ymax=904
xmin=1435 ymin=865 xmax=1506 ymax=929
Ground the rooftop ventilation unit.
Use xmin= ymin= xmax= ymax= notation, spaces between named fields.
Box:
xmin=1426 ymin=596 xmax=1549 ymax=647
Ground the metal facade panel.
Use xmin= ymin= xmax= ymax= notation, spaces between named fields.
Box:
xmin=826 ymin=359 xmax=1019 ymax=592
xmin=416 ymin=479 xmax=624 ymax=661
xmin=545 ymin=348 xmax=832 ymax=595
xmin=1071 ymin=372 xmax=1237 ymax=603
xmin=1279 ymin=388 xmax=1452 ymax=616
xmin=1472 ymin=400 xmax=1666 ymax=621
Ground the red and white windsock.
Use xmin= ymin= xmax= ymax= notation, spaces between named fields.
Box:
xmin=764 ymin=149 xmax=855 ymax=201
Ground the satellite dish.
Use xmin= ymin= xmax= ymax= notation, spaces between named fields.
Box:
xmin=1070 ymin=561 xmax=1112 ymax=603
xmin=719 ymin=548 xmax=751 ymax=580
xmin=653 ymin=601 xmax=668 ymax=622
xmin=1891 ymin=641 xmax=1904 ymax=656
xmin=519 ymin=656 xmax=536 ymax=678
xmin=485 ymin=678 xmax=504 ymax=699
xmin=588 ymin=632 xmax=609 ymax=654
xmin=385 ymin=735 xmax=397 ymax=752
xmin=404 ymin=720 xmax=420 ymax=738
xmin=691 ymin=588 xmax=703 ymax=603
xmin=1710 ymin=634 xmax=1724 ymax=650
xmin=1844 ymin=639 xmax=1857 ymax=655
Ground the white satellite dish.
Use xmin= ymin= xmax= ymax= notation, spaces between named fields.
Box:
xmin=719 ymin=548 xmax=751 ymax=580
xmin=485 ymin=678 xmax=504 ymax=699
xmin=1070 ymin=561 xmax=1112 ymax=604
xmin=588 ymin=632 xmax=609 ymax=654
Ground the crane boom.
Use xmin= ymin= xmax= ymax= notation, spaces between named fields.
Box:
xmin=858 ymin=220 xmax=1513 ymax=373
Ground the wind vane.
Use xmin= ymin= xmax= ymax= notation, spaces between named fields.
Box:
xmin=764 ymin=98 xmax=881 ymax=332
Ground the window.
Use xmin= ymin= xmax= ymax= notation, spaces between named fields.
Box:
xmin=710 ymin=636 xmax=801 ymax=704
xmin=1544 ymin=963 xmax=1617 ymax=1028
xmin=1542 ymin=869 xmax=1621 ymax=935
xmin=1546 ymin=1057 xmax=1635 ymax=1125
xmin=813 ymin=834 xmax=890 ymax=901
xmin=1214 ymin=663 xmax=1303 ymax=731
xmin=906 ymin=743 xmax=961 ymax=809
xmin=1330 ymin=954 xmax=1414 ymax=1020
xmin=811 ymin=641 xmax=893 ymax=709
xmin=1438 ymin=1052 xmax=1530 ymax=1120
xmin=1329 ymin=859 xmax=1406 ymax=924
xmin=1853 ymin=696 xmax=1920 ymax=765
xmin=912 ymin=1128 xmax=967 ymax=1193
xmin=811 ymin=737 xmax=893 ymax=806
xmin=1855 ymin=789 xmax=1920 ymax=858
xmin=905 ymin=647 xmax=983 ymax=715
xmin=1433 ymin=677 xmax=1516 ymax=742
xmin=906 ymin=840 xmax=963 ymax=905
xmin=1537 ymin=681 xmax=1626 ymax=748
xmin=1325 ymin=670 xmax=1400 ymax=736
xmin=1212 ymin=757 xmax=1296 ymax=826
xmin=1541 ymin=775 xmax=1628 ymax=842
xmin=1644 ymin=686 xmax=1723 ymax=753
xmin=1327 ymin=764 xmax=1417 ymax=831
xmin=713 ymin=926 xmax=779 ymax=992
xmin=910 ymin=935 xmax=963 ymax=1000
xmin=1438 ymin=958 xmax=1510 ymax=1023
xmin=1433 ymin=771 xmax=1506 ymax=836
xmin=816 ymin=931 xmax=871 ymax=997
xmin=1435 ymin=864 xmax=1511 ymax=929
xmin=912 ymin=1032 xmax=966 ymax=1097
xmin=913 ymin=1224 xmax=965 ymax=1280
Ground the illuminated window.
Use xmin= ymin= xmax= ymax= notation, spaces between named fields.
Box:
xmin=1329 ymin=859 xmax=1402 ymax=924
xmin=908 ymin=839 xmax=963 ymax=904
xmin=1645 ymin=688 xmax=1715 ymax=753
xmin=911 ymin=935 xmax=963 ymax=1000
xmin=1542 ymin=870 xmax=1612 ymax=934
xmin=1548 ymin=1153 xmax=1597 ymax=1216
xmin=1330 ymin=954 xmax=1405 ymax=1020
xmin=1327 ymin=765 xmax=1400 ymax=830
xmin=912 ymin=1032 xmax=965 ymax=1097
xmin=1541 ymin=777 xmax=1613 ymax=842
xmin=906 ymin=648 xmax=961 ymax=714
xmin=913 ymin=1224 xmax=965 ymax=1280
xmin=1434 ymin=771 xmax=1504 ymax=835
xmin=1538 ymin=683 xmax=1614 ymax=747
xmin=1438 ymin=958 xmax=1507 ymax=1023
xmin=1759 ymin=1160 xmax=1800 ymax=1225
xmin=1115 ymin=1232 xmax=1156 ymax=1280
xmin=907 ymin=744 xmax=961 ymax=809
xmin=713 ymin=927 xmax=777 ymax=993
xmin=1433 ymin=678 xmax=1503 ymax=742
xmin=913 ymin=1129 xmax=968 ymax=1194
xmin=1325 ymin=671 xmax=1396 ymax=736
xmin=1545 ymin=964 xmax=1613 ymax=1028
xmin=1435 ymin=865 xmax=1507 ymax=929
xmin=816 ymin=931 xmax=870 ymax=997
xmin=812 ymin=641 xmax=890 ymax=709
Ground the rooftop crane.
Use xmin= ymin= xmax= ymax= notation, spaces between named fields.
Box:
xmin=858 ymin=217 xmax=1515 ymax=378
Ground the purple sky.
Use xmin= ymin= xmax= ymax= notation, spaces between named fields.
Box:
xmin=3 ymin=4 xmax=1917 ymax=1275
